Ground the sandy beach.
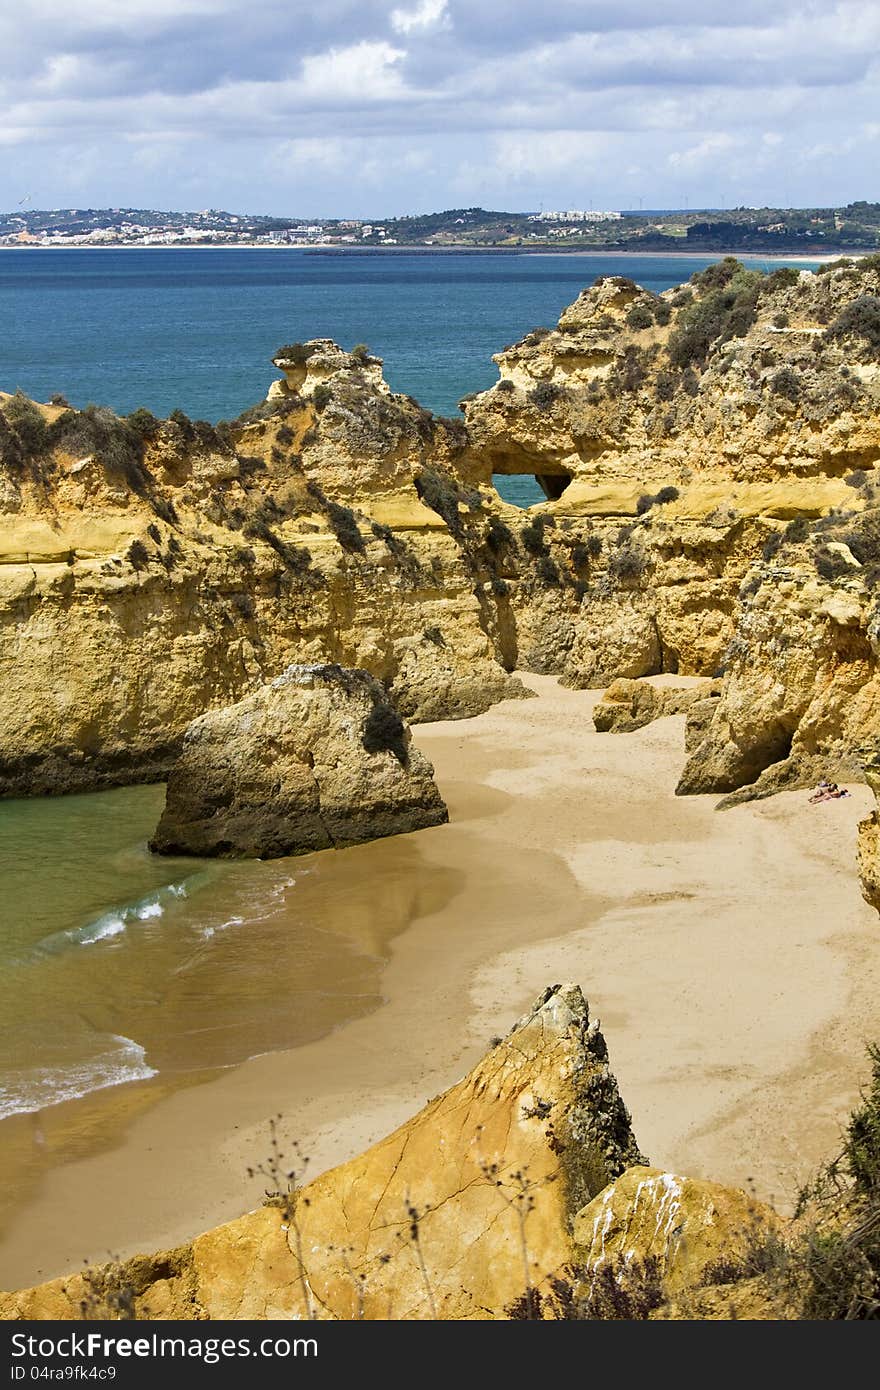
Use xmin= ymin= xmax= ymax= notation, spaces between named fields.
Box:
xmin=2 ymin=672 xmax=879 ymax=1292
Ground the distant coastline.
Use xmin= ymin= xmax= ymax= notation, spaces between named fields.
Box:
xmin=0 ymin=243 xmax=853 ymax=261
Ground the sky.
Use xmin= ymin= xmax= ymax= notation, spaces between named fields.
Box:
xmin=1 ymin=0 xmax=878 ymax=217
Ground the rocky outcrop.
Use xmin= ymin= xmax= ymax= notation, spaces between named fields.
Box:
xmin=150 ymin=664 xmax=447 ymax=858
xmin=0 ymin=984 xmax=646 ymax=1320
xmin=858 ymin=764 xmax=880 ymax=911
xmin=593 ymin=677 xmax=718 ymax=734
xmin=2 ymin=982 xmax=872 ymax=1322
xmin=462 ymin=258 xmax=880 ymax=694
xmin=0 ymin=366 xmax=527 ymax=797
xmin=5 ymin=258 xmax=880 ymax=798
xmin=676 ymin=503 xmax=880 ymax=803
xmin=572 ymin=1165 xmax=780 ymax=1295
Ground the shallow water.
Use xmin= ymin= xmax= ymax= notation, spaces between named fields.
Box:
xmin=0 ymin=785 xmax=458 ymax=1131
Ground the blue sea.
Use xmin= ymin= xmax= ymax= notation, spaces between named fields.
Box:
xmin=0 ymin=247 xmax=822 ymax=1142
xmin=0 ymin=247 xmax=818 ymax=508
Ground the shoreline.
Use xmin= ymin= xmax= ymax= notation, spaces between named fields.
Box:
xmin=0 ymin=244 xmax=856 ymax=262
xmin=2 ymin=672 xmax=879 ymax=1291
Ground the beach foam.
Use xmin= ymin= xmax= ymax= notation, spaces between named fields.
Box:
xmin=0 ymin=1035 xmax=156 ymax=1121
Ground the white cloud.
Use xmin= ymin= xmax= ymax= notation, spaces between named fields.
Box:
xmin=1 ymin=1 xmax=879 ymax=213
xmin=390 ymin=0 xmax=449 ymax=36
xmin=668 ymin=133 xmax=739 ymax=172
xmin=299 ymin=41 xmax=407 ymax=102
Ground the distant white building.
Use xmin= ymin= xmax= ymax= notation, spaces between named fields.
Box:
xmin=530 ymin=209 xmax=622 ymax=223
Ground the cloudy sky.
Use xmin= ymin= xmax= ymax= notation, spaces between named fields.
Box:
xmin=1 ymin=0 xmax=878 ymax=216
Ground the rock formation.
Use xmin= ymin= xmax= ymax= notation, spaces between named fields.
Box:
xmin=572 ymin=1165 xmax=780 ymax=1296
xmin=150 ymin=663 xmax=448 ymax=858
xmin=592 ymin=677 xmax=719 ymax=735
xmin=3 ymin=983 xmax=858 ymax=1322
xmin=858 ymin=762 xmax=880 ymax=911
xmin=4 ymin=257 xmax=880 ymax=799
xmin=0 ymin=985 xmax=647 ymax=1320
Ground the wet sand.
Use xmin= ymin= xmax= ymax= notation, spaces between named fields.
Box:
xmin=3 ymin=672 xmax=880 ymax=1290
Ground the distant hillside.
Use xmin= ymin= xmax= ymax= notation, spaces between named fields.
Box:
xmin=2 ymin=202 xmax=879 ymax=252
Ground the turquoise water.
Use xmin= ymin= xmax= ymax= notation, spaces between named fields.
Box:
xmin=0 ymin=785 xmax=447 ymax=1124
xmin=0 ymin=248 xmax=822 ymax=1124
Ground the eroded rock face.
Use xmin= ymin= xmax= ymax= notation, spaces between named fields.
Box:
xmin=0 ymin=984 xmax=646 ymax=1321
xmin=857 ymin=766 xmax=880 ymax=913
xmin=676 ymin=509 xmax=880 ymax=802
xmin=5 ymin=260 xmax=880 ymax=798
xmin=0 ymin=368 xmax=526 ymax=797
xmin=571 ymin=1165 xmax=780 ymax=1296
xmin=593 ymin=677 xmax=718 ymax=734
xmin=150 ymin=664 xmax=448 ymax=858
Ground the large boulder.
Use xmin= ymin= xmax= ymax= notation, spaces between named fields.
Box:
xmin=150 ymin=663 xmax=448 ymax=858
xmin=571 ymin=1165 xmax=780 ymax=1296
xmin=593 ymin=677 xmax=718 ymax=735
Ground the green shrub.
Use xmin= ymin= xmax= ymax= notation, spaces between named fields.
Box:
xmin=845 ymin=1042 xmax=880 ymax=1194
xmin=691 ymin=256 xmax=743 ymax=290
xmin=681 ymin=368 xmax=700 ymax=397
xmin=311 ymin=384 xmax=332 ymax=412
xmin=762 ymin=531 xmax=783 ymax=560
xmin=49 ymin=405 xmax=149 ymax=493
xmin=535 ymin=555 xmax=561 ymax=585
xmin=637 ymin=486 xmax=679 ymax=514
xmin=784 ymin=517 xmax=810 ymax=543
xmin=415 ymin=467 xmax=462 ymax=534
xmin=304 ymin=481 xmax=365 ymax=553
xmin=326 ymin=501 xmax=364 ymax=553
xmin=814 ymin=544 xmax=852 ymax=581
xmin=150 ymin=495 xmax=178 ymax=525
xmin=231 ymin=592 xmax=255 ymax=620
xmin=496 ymin=379 xmax=515 ymax=394
xmin=625 ymin=303 xmax=654 ymax=331
xmin=655 ymin=370 xmax=677 ymax=401
xmin=528 ymin=381 xmax=563 ymax=411
xmin=766 ymin=267 xmax=801 ymax=290
xmin=512 ymin=1256 xmax=665 ymax=1321
xmin=668 ymin=271 xmax=761 ymax=368
xmin=608 ymin=543 xmax=647 ymax=581
xmin=2 ymin=392 xmax=49 ymax=457
xmin=127 ymin=408 xmax=160 ymax=438
xmin=826 ymin=295 xmax=880 ymax=352
xmin=168 ymin=407 xmax=194 ymax=439
xmin=485 ymin=516 xmax=514 ymax=553
xmin=653 ymin=300 xmax=672 ymax=326
xmin=127 ymin=539 xmax=149 ymax=571
xmin=771 ymin=367 xmax=801 ymax=401
xmin=273 ymin=343 xmax=317 ymax=365
xmin=520 ymin=516 xmax=549 ymax=556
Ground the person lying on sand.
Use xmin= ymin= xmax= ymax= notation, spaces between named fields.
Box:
xmin=809 ymin=781 xmax=851 ymax=803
